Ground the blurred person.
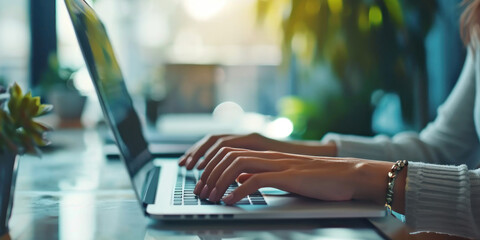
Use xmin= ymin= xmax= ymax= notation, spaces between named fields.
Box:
xmin=178 ymin=0 xmax=480 ymax=238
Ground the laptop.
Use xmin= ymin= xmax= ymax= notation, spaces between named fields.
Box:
xmin=64 ymin=0 xmax=386 ymax=220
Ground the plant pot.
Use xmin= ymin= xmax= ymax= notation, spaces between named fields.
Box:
xmin=49 ymin=89 xmax=87 ymax=120
xmin=0 ymin=152 xmax=19 ymax=236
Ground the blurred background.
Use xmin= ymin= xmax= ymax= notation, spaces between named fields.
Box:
xmin=0 ymin=0 xmax=467 ymax=140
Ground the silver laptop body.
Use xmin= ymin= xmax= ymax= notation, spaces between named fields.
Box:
xmin=64 ymin=0 xmax=386 ymax=220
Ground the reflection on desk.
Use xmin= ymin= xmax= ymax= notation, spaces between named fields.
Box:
xmin=8 ymin=129 xmax=415 ymax=240
xmin=146 ymin=219 xmax=384 ymax=239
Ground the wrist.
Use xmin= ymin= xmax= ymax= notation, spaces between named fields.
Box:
xmin=302 ymin=141 xmax=337 ymax=157
xmin=282 ymin=140 xmax=337 ymax=157
xmin=319 ymin=141 xmax=337 ymax=157
xmin=352 ymin=160 xmax=407 ymax=214
xmin=352 ymin=160 xmax=392 ymax=205
xmin=391 ymin=164 xmax=407 ymax=214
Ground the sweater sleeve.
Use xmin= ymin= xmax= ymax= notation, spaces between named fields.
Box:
xmin=321 ymin=48 xmax=480 ymax=169
xmin=405 ymin=162 xmax=480 ymax=239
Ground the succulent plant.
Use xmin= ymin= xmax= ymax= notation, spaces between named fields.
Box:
xmin=0 ymin=83 xmax=53 ymax=156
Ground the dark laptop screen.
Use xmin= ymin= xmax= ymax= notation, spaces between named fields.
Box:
xmin=64 ymin=0 xmax=153 ymax=199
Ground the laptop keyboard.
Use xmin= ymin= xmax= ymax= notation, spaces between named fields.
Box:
xmin=173 ymin=168 xmax=267 ymax=206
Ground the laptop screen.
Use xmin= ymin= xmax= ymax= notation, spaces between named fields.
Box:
xmin=64 ymin=0 xmax=153 ymax=202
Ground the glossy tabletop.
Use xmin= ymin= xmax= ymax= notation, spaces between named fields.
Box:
xmin=5 ymin=128 xmax=416 ymax=240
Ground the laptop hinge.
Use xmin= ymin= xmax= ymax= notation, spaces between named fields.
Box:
xmin=141 ymin=166 xmax=160 ymax=205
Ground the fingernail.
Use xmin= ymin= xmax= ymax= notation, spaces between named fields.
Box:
xmin=185 ymin=156 xmax=193 ymax=167
xmin=187 ymin=157 xmax=195 ymax=170
xmin=199 ymin=185 xmax=210 ymax=199
xmin=208 ymin=188 xmax=218 ymax=201
xmin=178 ymin=157 xmax=186 ymax=166
xmin=194 ymin=180 xmax=204 ymax=195
xmin=222 ymin=193 xmax=234 ymax=205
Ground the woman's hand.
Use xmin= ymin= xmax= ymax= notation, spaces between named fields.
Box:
xmin=193 ymin=147 xmax=403 ymax=212
xmin=178 ymin=133 xmax=337 ymax=170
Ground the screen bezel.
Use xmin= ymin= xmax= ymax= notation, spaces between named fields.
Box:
xmin=64 ymin=0 xmax=154 ymax=213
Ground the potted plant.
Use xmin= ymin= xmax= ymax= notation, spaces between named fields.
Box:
xmin=0 ymin=83 xmax=52 ymax=237
xmin=41 ymin=52 xmax=86 ymax=121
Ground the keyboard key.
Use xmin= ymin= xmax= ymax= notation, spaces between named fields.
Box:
xmin=249 ymin=197 xmax=264 ymax=201
xmin=173 ymin=168 xmax=268 ymax=207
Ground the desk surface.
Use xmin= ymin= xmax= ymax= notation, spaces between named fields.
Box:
xmin=5 ymin=129 xmax=422 ymax=240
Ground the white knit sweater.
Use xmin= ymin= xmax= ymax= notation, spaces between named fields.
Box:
xmin=322 ymin=47 xmax=480 ymax=238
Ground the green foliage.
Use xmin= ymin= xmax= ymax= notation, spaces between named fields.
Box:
xmin=0 ymin=83 xmax=53 ymax=156
xmin=257 ymin=0 xmax=435 ymax=79
xmin=40 ymin=53 xmax=77 ymax=93
xmin=278 ymin=96 xmax=319 ymax=139
xmin=258 ymin=0 xmax=436 ymax=138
